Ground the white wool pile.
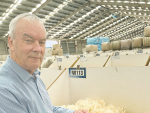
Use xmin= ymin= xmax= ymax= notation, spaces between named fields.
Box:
xmin=61 ymin=98 xmax=126 ymax=113
xmin=42 ymin=58 xmax=54 ymax=68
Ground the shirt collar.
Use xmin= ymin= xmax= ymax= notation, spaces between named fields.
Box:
xmin=5 ymin=56 xmax=40 ymax=83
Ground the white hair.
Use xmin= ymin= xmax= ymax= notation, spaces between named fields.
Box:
xmin=9 ymin=13 xmax=46 ymax=39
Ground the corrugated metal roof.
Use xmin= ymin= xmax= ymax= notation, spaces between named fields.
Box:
xmin=0 ymin=0 xmax=150 ymax=41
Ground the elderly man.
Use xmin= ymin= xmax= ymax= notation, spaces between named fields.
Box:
xmin=0 ymin=13 xmax=88 ymax=113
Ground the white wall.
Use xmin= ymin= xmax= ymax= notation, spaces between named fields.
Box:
xmin=42 ymin=67 xmax=150 ymax=113
xmin=69 ymin=67 xmax=150 ymax=113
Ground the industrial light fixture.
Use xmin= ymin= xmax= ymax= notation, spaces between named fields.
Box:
xmin=110 ymin=0 xmax=114 ymax=2
xmin=51 ymin=5 xmax=103 ymax=38
xmin=36 ymin=4 xmax=41 ymax=8
xmin=138 ymin=2 xmax=145 ymax=4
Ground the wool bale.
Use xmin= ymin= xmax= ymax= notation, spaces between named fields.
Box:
xmin=86 ymin=45 xmax=92 ymax=52
xmin=57 ymin=49 xmax=63 ymax=53
xmin=42 ymin=59 xmax=53 ymax=68
xmin=82 ymin=48 xmax=86 ymax=53
xmin=52 ymin=44 xmax=60 ymax=50
xmin=121 ymin=39 xmax=132 ymax=50
xmin=52 ymin=50 xmax=58 ymax=55
xmin=57 ymin=49 xmax=63 ymax=56
xmin=143 ymin=37 xmax=150 ymax=47
xmin=58 ymin=52 xmax=63 ymax=56
xmin=91 ymin=45 xmax=98 ymax=51
xmin=52 ymin=49 xmax=63 ymax=55
xmin=101 ymin=42 xmax=111 ymax=51
xmin=144 ymin=26 xmax=150 ymax=37
xmin=111 ymin=40 xmax=121 ymax=50
xmin=132 ymin=37 xmax=143 ymax=48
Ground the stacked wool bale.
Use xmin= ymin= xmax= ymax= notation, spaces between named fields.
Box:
xmin=52 ymin=44 xmax=63 ymax=56
xmin=132 ymin=37 xmax=143 ymax=49
xmin=143 ymin=26 xmax=150 ymax=47
xmin=86 ymin=45 xmax=98 ymax=52
xmin=111 ymin=40 xmax=121 ymax=50
xmin=101 ymin=42 xmax=111 ymax=51
xmin=87 ymin=37 xmax=110 ymax=51
xmin=61 ymin=98 xmax=126 ymax=113
xmin=120 ymin=39 xmax=132 ymax=50
xmin=144 ymin=26 xmax=150 ymax=37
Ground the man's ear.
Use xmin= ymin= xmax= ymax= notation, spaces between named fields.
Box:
xmin=8 ymin=36 xmax=15 ymax=52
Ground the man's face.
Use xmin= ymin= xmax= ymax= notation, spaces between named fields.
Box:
xmin=9 ymin=19 xmax=46 ymax=74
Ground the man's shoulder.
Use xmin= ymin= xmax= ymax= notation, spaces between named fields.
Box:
xmin=0 ymin=65 xmax=17 ymax=89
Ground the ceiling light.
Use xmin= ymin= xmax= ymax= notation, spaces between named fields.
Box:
xmin=63 ymin=1 xmax=68 ymax=5
xmin=45 ymin=15 xmax=50 ymax=19
xmin=74 ymin=20 xmax=78 ymax=23
xmin=82 ymin=15 xmax=86 ymax=18
xmin=138 ymin=2 xmax=145 ymax=4
xmin=9 ymin=9 xmax=13 ymax=13
xmin=13 ymin=4 xmax=17 ymax=8
xmin=96 ymin=6 xmax=101 ymax=9
xmin=2 ymin=17 xmax=6 ymax=20
xmin=36 ymin=4 xmax=41 ymax=8
xmin=105 ymin=17 xmax=109 ymax=20
xmin=110 ymin=0 xmax=114 ymax=2
xmin=54 ymin=8 xmax=59 ymax=12
xmin=70 ymin=23 xmax=74 ymax=25
xmin=66 ymin=25 xmax=70 ymax=28
xmin=91 ymin=9 xmax=96 ymax=12
xmin=78 ymin=18 xmax=82 ymax=21
xmin=6 ymin=9 xmax=9 ymax=12
xmin=32 ymin=8 xmax=36 ymax=12
xmin=41 ymin=0 xmax=46 ymax=4
xmin=101 ymin=19 xmax=104 ymax=22
xmin=5 ymin=13 xmax=9 ymax=17
xmin=124 ymin=1 xmax=129 ymax=3
xmin=49 ymin=12 xmax=54 ymax=16
xmin=5 ymin=34 xmax=8 ymax=36
xmin=58 ymin=4 xmax=64 ymax=9
xmin=2 ymin=13 xmax=5 ymax=16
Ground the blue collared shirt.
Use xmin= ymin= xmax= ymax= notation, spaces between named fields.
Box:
xmin=0 ymin=57 xmax=74 ymax=113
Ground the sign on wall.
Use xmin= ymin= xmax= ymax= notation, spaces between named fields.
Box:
xmin=57 ymin=58 xmax=62 ymax=62
xmin=69 ymin=68 xmax=86 ymax=78
xmin=112 ymin=52 xmax=120 ymax=59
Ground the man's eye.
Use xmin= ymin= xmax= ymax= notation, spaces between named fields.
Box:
xmin=26 ymin=40 xmax=32 ymax=42
xmin=40 ymin=42 xmax=45 ymax=44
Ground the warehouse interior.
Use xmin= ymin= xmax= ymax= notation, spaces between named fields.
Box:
xmin=1 ymin=0 xmax=150 ymax=113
